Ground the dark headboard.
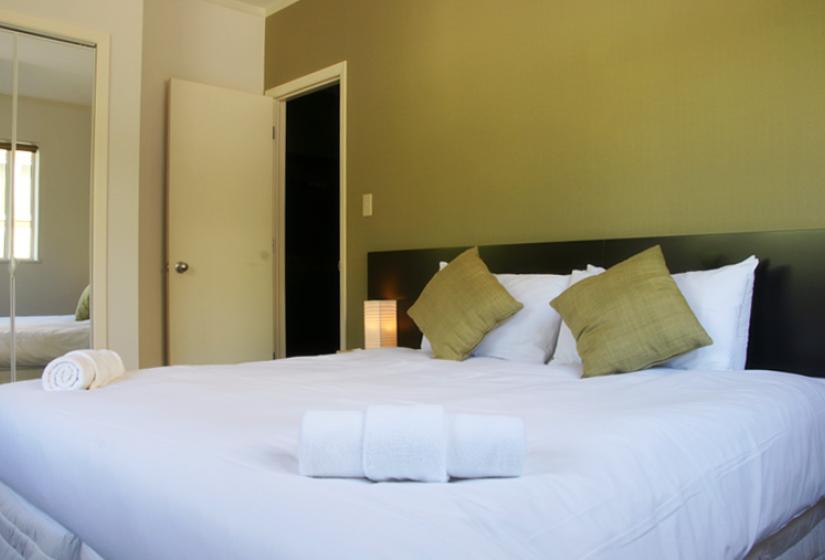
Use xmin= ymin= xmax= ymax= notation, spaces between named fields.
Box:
xmin=368 ymin=230 xmax=825 ymax=377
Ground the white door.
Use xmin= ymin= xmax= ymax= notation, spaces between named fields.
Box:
xmin=167 ymin=79 xmax=274 ymax=365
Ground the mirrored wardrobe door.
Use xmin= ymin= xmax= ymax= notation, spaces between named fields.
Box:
xmin=10 ymin=32 xmax=95 ymax=381
xmin=0 ymin=29 xmax=14 ymax=384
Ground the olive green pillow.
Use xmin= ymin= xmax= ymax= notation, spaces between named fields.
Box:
xmin=75 ymin=285 xmax=90 ymax=321
xmin=408 ymin=247 xmax=523 ymax=361
xmin=550 ymin=246 xmax=711 ymax=377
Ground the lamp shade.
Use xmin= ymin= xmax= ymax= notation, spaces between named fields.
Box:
xmin=364 ymin=300 xmax=397 ymax=349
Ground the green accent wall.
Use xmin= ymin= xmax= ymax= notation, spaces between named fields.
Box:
xmin=265 ymin=0 xmax=825 ymax=349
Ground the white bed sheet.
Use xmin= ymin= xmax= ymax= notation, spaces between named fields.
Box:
xmin=0 ymin=348 xmax=824 ymax=560
xmin=0 ymin=316 xmax=90 ymax=368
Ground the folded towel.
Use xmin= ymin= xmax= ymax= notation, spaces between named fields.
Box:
xmin=298 ymin=406 xmax=526 ymax=482
xmin=299 ymin=411 xmax=365 ymax=478
xmin=42 ymin=349 xmax=126 ymax=392
xmin=447 ymin=413 xmax=525 ymax=478
xmin=362 ymin=405 xmax=448 ymax=482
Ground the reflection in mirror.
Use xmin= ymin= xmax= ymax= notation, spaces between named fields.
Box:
xmin=0 ymin=29 xmax=95 ymax=383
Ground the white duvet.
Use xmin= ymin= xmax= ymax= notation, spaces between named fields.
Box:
xmin=0 ymin=315 xmax=90 ymax=367
xmin=0 ymin=348 xmax=824 ymax=560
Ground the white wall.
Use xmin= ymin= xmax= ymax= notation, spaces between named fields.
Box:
xmin=0 ymin=95 xmax=91 ymax=316
xmin=0 ymin=0 xmax=144 ymax=369
xmin=139 ymin=0 xmax=264 ymax=367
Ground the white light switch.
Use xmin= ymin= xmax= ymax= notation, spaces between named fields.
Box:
xmin=362 ymin=193 xmax=373 ymax=217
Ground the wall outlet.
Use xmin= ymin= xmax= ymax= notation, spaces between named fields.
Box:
xmin=362 ymin=193 xmax=373 ymax=217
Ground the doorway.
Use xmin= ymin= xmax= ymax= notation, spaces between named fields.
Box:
xmin=268 ymin=62 xmax=348 ymax=359
xmin=284 ymin=85 xmax=339 ymax=356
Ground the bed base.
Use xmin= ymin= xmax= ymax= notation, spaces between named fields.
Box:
xmin=746 ymin=497 xmax=825 ymax=560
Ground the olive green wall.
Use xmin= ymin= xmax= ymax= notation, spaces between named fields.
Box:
xmin=265 ymin=0 xmax=825 ymax=349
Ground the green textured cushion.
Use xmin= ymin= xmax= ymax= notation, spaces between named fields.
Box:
xmin=75 ymin=285 xmax=90 ymax=321
xmin=408 ymin=247 xmax=523 ymax=361
xmin=550 ymin=245 xmax=711 ymax=377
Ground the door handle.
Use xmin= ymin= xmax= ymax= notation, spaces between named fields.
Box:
xmin=174 ymin=261 xmax=190 ymax=274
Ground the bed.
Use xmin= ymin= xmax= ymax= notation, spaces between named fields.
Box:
xmin=0 ymin=350 xmax=824 ymax=559
xmin=0 ymin=315 xmax=90 ymax=369
xmin=1 ymin=229 xmax=825 ymax=560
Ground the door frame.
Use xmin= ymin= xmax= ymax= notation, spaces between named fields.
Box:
xmin=266 ymin=61 xmax=347 ymax=358
xmin=0 ymin=10 xmax=110 ymax=350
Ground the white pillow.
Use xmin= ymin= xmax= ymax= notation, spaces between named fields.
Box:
xmin=421 ymin=262 xmax=570 ymax=364
xmin=550 ymin=257 xmax=758 ymax=371
xmin=666 ymin=256 xmax=758 ymax=371
xmin=419 ymin=262 xmax=450 ymax=355
xmin=549 ymin=266 xmax=604 ymax=365
xmin=732 ymin=258 xmax=757 ymax=369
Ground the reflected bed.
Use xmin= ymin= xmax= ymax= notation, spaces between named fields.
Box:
xmin=0 ymin=315 xmax=89 ymax=369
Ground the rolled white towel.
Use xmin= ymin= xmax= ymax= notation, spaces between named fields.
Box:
xmin=42 ymin=349 xmax=125 ymax=392
xmin=88 ymin=349 xmax=125 ymax=390
xmin=42 ymin=351 xmax=97 ymax=391
xmin=447 ymin=413 xmax=526 ymax=479
xmin=299 ymin=410 xmax=365 ymax=478
xmin=362 ymin=405 xmax=448 ymax=483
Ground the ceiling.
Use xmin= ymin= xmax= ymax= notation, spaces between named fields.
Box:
xmin=0 ymin=31 xmax=95 ymax=107
xmin=208 ymin=0 xmax=301 ymax=17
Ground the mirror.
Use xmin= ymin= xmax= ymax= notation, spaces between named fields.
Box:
xmin=0 ymin=29 xmax=11 ymax=384
xmin=0 ymin=28 xmax=95 ymax=383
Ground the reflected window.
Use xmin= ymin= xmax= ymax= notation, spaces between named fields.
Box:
xmin=0 ymin=144 xmax=39 ymax=260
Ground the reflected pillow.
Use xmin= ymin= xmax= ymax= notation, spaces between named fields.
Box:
xmin=75 ymin=285 xmax=90 ymax=321
xmin=550 ymin=246 xmax=712 ymax=377
xmin=408 ymin=247 xmax=522 ymax=361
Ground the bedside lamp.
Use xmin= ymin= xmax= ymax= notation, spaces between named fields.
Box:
xmin=364 ymin=300 xmax=397 ymax=349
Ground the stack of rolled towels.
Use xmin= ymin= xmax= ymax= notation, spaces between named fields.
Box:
xmin=299 ymin=405 xmax=525 ymax=482
xmin=42 ymin=349 xmax=126 ymax=391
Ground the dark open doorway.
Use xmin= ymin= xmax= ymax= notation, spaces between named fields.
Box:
xmin=284 ymin=84 xmax=340 ymax=357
